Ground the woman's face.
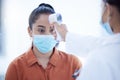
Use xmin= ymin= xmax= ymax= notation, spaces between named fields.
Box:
xmin=28 ymin=14 xmax=56 ymax=38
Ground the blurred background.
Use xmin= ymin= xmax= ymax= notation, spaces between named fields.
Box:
xmin=0 ymin=0 xmax=103 ymax=79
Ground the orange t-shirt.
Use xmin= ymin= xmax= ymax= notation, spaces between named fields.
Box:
xmin=5 ymin=47 xmax=81 ymax=80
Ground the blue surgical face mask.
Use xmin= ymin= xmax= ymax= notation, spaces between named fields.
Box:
xmin=33 ymin=35 xmax=57 ymax=54
xmin=100 ymin=21 xmax=113 ymax=35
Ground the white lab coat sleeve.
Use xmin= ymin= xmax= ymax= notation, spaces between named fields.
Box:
xmin=65 ymin=32 xmax=98 ymax=57
xmin=77 ymin=56 xmax=113 ymax=80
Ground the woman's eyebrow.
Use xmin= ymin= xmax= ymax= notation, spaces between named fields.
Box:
xmin=37 ymin=25 xmax=45 ymax=28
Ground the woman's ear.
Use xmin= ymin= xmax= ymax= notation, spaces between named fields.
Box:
xmin=28 ymin=27 xmax=32 ymax=37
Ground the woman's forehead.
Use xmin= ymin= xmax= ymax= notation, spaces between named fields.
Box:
xmin=35 ymin=14 xmax=50 ymax=25
xmin=38 ymin=14 xmax=49 ymax=21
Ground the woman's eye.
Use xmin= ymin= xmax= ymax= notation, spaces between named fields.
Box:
xmin=38 ymin=29 xmax=45 ymax=33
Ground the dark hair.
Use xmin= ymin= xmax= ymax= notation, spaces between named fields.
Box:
xmin=29 ymin=3 xmax=55 ymax=29
xmin=103 ymin=0 xmax=120 ymax=13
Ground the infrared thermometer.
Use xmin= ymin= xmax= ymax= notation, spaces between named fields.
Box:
xmin=49 ymin=13 xmax=62 ymax=42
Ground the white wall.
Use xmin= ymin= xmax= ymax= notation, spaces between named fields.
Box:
xmin=0 ymin=0 xmax=102 ymax=78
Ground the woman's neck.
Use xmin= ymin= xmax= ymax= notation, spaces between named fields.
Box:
xmin=33 ymin=46 xmax=54 ymax=69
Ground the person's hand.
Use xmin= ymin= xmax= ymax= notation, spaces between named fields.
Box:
xmin=53 ymin=22 xmax=68 ymax=41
